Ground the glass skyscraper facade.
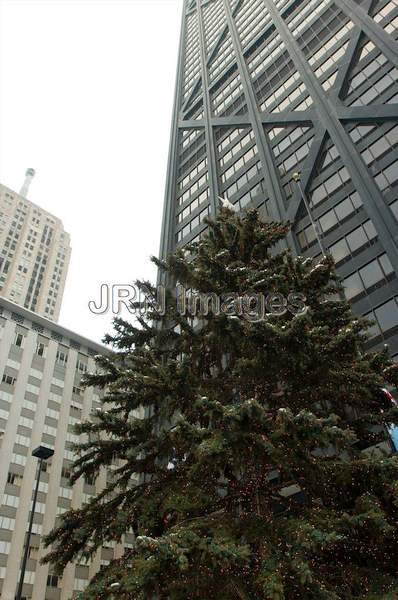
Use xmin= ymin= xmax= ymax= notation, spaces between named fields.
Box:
xmin=160 ymin=0 xmax=398 ymax=352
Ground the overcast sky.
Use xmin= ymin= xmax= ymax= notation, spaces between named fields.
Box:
xmin=0 ymin=0 xmax=181 ymax=344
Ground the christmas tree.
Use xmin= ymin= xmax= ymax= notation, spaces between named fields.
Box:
xmin=43 ymin=208 xmax=398 ymax=599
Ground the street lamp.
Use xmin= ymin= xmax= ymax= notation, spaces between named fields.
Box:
xmin=15 ymin=445 xmax=54 ymax=600
xmin=292 ymin=172 xmax=327 ymax=258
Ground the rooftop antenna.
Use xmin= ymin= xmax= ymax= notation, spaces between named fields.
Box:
xmin=20 ymin=168 xmax=36 ymax=198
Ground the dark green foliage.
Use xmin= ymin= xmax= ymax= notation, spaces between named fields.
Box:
xmin=42 ymin=209 xmax=398 ymax=599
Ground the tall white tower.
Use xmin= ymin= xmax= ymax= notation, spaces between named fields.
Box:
xmin=0 ymin=178 xmax=71 ymax=321
xmin=19 ymin=167 xmax=36 ymax=198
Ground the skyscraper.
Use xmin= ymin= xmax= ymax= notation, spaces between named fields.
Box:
xmin=160 ymin=0 xmax=398 ymax=352
xmin=0 ymin=173 xmax=71 ymax=323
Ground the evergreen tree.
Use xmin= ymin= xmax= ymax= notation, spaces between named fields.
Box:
xmin=43 ymin=208 xmax=398 ymax=599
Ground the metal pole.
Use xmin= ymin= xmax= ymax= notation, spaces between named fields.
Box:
xmin=15 ymin=458 xmax=43 ymax=600
xmin=293 ymin=172 xmax=327 ymax=258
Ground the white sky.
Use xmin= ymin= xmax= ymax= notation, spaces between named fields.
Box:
xmin=0 ymin=0 xmax=182 ymax=344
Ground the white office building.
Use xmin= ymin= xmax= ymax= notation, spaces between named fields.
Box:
xmin=0 ymin=297 xmax=134 ymax=600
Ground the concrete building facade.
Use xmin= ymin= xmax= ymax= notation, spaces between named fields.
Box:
xmin=0 ymin=298 xmax=135 ymax=600
xmin=160 ymin=0 xmax=398 ymax=353
xmin=0 ymin=182 xmax=71 ymax=322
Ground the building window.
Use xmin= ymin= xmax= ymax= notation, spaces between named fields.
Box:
xmin=2 ymin=494 xmax=20 ymax=508
xmin=365 ymin=297 xmax=398 ymax=340
xmin=36 ymin=342 xmax=46 ymax=357
xmin=374 ymin=298 xmax=398 ymax=332
xmin=6 ymin=472 xmax=22 ymax=485
xmin=56 ymin=349 xmax=68 ymax=366
xmin=47 ymin=574 xmax=59 ymax=588
xmin=76 ymin=359 xmax=88 ymax=374
xmin=23 ymin=571 xmax=35 ymax=585
xmin=14 ymin=332 xmax=24 ymax=347
xmin=28 ymin=546 xmax=39 ymax=560
xmin=74 ymin=578 xmax=88 ymax=592
xmin=61 ymin=466 xmax=71 ymax=480
xmin=0 ymin=516 xmax=15 ymax=530
xmin=2 ymin=374 xmax=16 ymax=386
xmin=0 ymin=541 xmax=11 ymax=555
xmin=329 ymin=220 xmax=377 ymax=265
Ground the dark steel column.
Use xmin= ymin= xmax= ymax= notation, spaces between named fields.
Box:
xmin=223 ymin=0 xmax=287 ymax=223
xmin=196 ymin=0 xmax=221 ymax=216
xmin=286 ymin=127 xmax=328 ymax=223
xmin=158 ymin=1 xmax=187 ymax=269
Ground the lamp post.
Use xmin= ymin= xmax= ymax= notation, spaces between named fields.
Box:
xmin=15 ymin=445 xmax=54 ymax=600
xmin=292 ymin=172 xmax=327 ymax=258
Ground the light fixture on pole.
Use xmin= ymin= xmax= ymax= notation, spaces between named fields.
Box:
xmin=292 ymin=172 xmax=327 ymax=258
xmin=15 ymin=445 xmax=54 ymax=600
